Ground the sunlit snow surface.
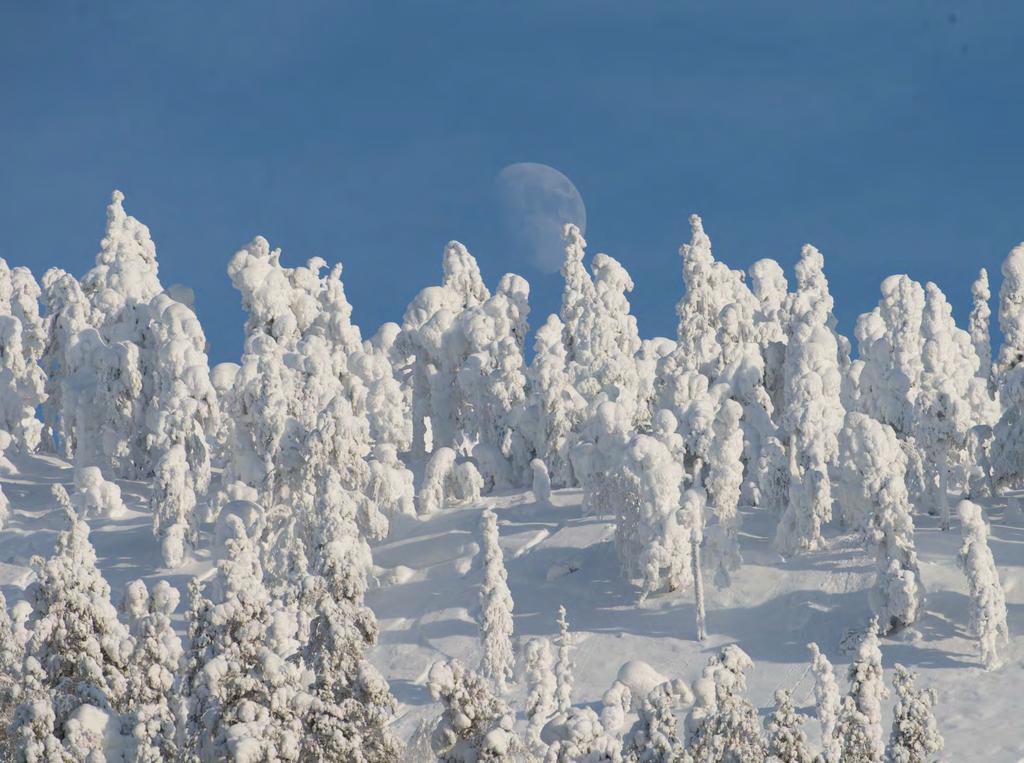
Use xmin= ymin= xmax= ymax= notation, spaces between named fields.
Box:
xmin=2 ymin=453 xmax=1022 ymax=760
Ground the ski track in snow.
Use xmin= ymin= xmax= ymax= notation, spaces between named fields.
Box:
xmin=2 ymin=454 xmax=1024 ymax=760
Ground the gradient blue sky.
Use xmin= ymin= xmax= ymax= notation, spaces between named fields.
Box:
xmin=2 ymin=3 xmax=1022 ymax=361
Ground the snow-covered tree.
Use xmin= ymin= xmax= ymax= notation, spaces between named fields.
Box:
xmin=706 ymin=398 xmax=744 ymax=587
xmin=808 ymin=642 xmax=841 ymax=763
xmin=970 ymin=268 xmax=992 ymax=386
xmin=299 ymin=539 xmax=401 ymax=761
xmin=145 ymin=294 xmax=218 ymax=497
xmin=82 ymin=190 xmax=163 ymax=318
xmin=364 ymin=443 xmax=415 ymax=520
xmin=68 ymin=466 xmax=126 ymax=519
xmin=0 ymin=591 xmax=24 ymax=758
xmin=182 ymin=516 xmax=305 ymax=761
xmin=40 ymin=268 xmax=94 ymax=456
xmin=586 ymin=251 xmax=642 ymax=421
xmin=555 ymin=605 xmax=575 ymax=715
xmin=121 ymin=579 xmax=183 ymax=762
xmin=845 ymin=618 xmax=887 ymax=762
xmin=764 ymin=689 xmax=812 ymax=763
xmin=426 ymin=658 xmax=520 ymax=762
xmin=686 ymin=645 xmax=765 ymax=762
xmin=398 ymin=240 xmax=490 ymax=457
xmin=599 ymin=680 xmax=632 ymax=742
xmin=150 ymin=444 xmax=197 ymax=569
xmin=575 ymin=399 xmax=633 ymax=518
xmin=531 ymin=458 xmax=552 ymax=503
xmin=526 ymin=314 xmax=585 ymax=488
xmin=624 ymin=678 xmax=693 ymax=762
xmin=20 ymin=506 xmax=133 ymax=757
xmin=775 ymin=302 xmax=842 ymax=553
xmin=0 ymin=260 xmax=46 ymax=374
xmin=478 ymin=509 xmax=515 ymax=692
xmin=887 ymin=664 xmax=943 ymax=763
xmin=559 ymin=223 xmax=598 ymax=381
xmin=614 ymin=429 xmax=691 ymax=600
xmin=683 ymin=487 xmax=708 ymax=642
xmin=9 ymin=657 xmax=70 ymax=763
xmin=848 ymin=276 xmax=925 ymax=436
xmin=915 ymin=281 xmax=978 ymax=530
xmin=523 ymin=637 xmax=557 ymax=755
xmin=956 ymin=500 xmax=1009 ymax=669
xmin=834 ymin=696 xmax=877 ymax=763
xmin=0 ymin=313 xmax=46 ymax=453
xmin=670 ymin=214 xmax=757 ymax=380
xmin=418 ymin=447 xmax=458 ymax=515
xmin=837 ymin=413 xmax=924 ymax=633
xmin=991 ymin=244 xmax=1024 ymax=487
xmin=749 ymin=258 xmax=790 ymax=348
xmin=995 ymin=243 xmax=1024 ymax=384
xmin=541 ymin=706 xmax=623 ymax=762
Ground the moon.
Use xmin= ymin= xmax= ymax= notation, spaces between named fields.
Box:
xmin=495 ymin=163 xmax=587 ymax=273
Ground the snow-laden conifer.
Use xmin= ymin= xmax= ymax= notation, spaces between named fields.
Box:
xmin=150 ymin=444 xmax=197 ymax=568
xmin=615 ymin=428 xmax=691 ymax=600
xmin=837 ymin=413 xmax=924 ymax=632
xmin=956 ymin=499 xmax=1009 ymax=669
xmin=887 ymin=664 xmax=943 ymax=763
xmin=808 ymin=642 xmax=841 ymax=763
xmin=121 ymin=579 xmax=182 ymax=762
xmin=685 ymin=645 xmax=765 ymax=762
xmin=478 ymin=509 xmax=515 ymax=692
xmin=19 ymin=499 xmax=133 ymax=757
xmin=915 ymin=281 xmax=978 ymax=530
xmin=970 ymin=268 xmax=992 ymax=386
xmin=182 ymin=516 xmax=306 ymax=761
xmin=526 ymin=314 xmax=585 ymax=488
xmin=775 ymin=274 xmax=843 ymax=554
xmin=524 ymin=637 xmax=557 ymax=755
xmin=624 ymin=678 xmax=693 ymax=762
xmin=706 ymin=398 xmax=744 ymax=586
xmin=845 ymin=618 xmax=887 ymax=762
xmin=555 ymin=605 xmax=575 ymax=714
xmin=764 ymin=689 xmax=812 ymax=763
xmin=426 ymin=658 xmax=520 ymax=761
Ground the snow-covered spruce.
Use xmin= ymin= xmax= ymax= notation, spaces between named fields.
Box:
xmin=956 ymin=499 xmax=1010 ymax=669
xmin=837 ymin=412 xmax=924 ymax=633
xmin=613 ymin=426 xmax=691 ymax=600
xmin=15 ymin=506 xmax=133 ymax=759
xmin=181 ymin=516 xmax=307 ymax=761
xmin=121 ymin=579 xmax=183 ymax=762
xmin=150 ymin=444 xmax=197 ymax=568
xmin=477 ymin=508 xmax=515 ymax=692
xmin=970 ymin=268 xmax=993 ymax=386
xmin=426 ymin=658 xmax=520 ymax=761
xmin=685 ymin=644 xmax=766 ymax=762
xmin=523 ymin=637 xmax=557 ymax=755
xmin=887 ymin=664 xmax=943 ymax=763
xmin=775 ymin=248 xmax=843 ymax=555
xmin=554 ymin=605 xmax=575 ymax=715
xmin=623 ymin=678 xmax=693 ymax=761
xmin=844 ymin=617 xmax=888 ymax=762
xmin=808 ymin=642 xmax=842 ymax=763
xmin=706 ymin=398 xmax=744 ymax=587
xmin=764 ymin=689 xmax=812 ymax=763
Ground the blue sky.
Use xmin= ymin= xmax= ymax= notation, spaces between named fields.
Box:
xmin=2 ymin=2 xmax=1022 ymax=361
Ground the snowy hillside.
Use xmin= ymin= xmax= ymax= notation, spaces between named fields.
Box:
xmin=1 ymin=456 xmax=1021 ymax=760
xmin=0 ymin=191 xmax=1021 ymax=761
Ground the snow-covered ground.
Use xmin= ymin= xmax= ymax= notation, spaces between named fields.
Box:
xmin=3 ymin=453 xmax=1021 ymax=761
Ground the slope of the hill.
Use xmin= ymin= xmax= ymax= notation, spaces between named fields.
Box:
xmin=0 ymin=453 xmax=1021 ymax=760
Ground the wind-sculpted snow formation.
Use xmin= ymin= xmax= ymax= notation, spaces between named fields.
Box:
xmin=0 ymin=190 xmax=1017 ymax=760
